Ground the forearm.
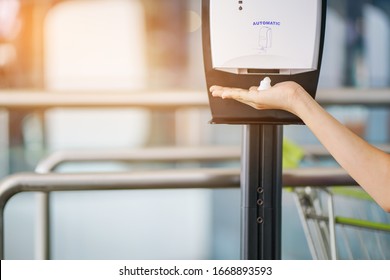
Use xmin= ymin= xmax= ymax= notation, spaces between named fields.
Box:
xmin=210 ymin=82 xmax=390 ymax=211
xmin=294 ymin=90 xmax=390 ymax=211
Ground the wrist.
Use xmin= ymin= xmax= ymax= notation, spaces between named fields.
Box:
xmin=288 ymin=86 xmax=313 ymax=117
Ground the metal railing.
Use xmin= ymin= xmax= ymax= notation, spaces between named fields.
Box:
xmin=31 ymin=146 xmax=359 ymax=260
xmin=1 ymin=88 xmax=390 ymax=109
xmin=0 ymin=90 xmax=209 ymax=110
xmin=33 ymin=146 xmax=241 ymax=260
xmin=0 ymin=160 xmax=357 ymax=260
xmin=0 ymin=168 xmax=240 ymax=260
xmin=34 ymin=146 xmax=241 ymax=173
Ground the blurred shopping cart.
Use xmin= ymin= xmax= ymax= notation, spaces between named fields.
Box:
xmin=293 ymin=185 xmax=390 ymax=259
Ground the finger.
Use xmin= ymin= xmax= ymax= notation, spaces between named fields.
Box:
xmin=211 ymin=88 xmax=229 ymax=98
xmin=210 ymin=85 xmax=244 ymax=92
xmin=212 ymin=87 xmax=271 ymax=110
xmin=210 ymin=86 xmax=239 ymax=98
xmin=222 ymin=88 xmax=245 ymax=97
xmin=210 ymin=85 xmax=224 ymax=92
xmin=221 ymin=88 xmax=253 ymax=101
xmin=210 ymin=86 xmax=226 ymax=98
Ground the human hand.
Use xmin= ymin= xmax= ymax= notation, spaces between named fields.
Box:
xmin=210 ymin=81 xmax=309 ymax=116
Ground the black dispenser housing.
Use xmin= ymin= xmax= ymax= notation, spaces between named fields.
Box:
xmin=202 ymin=0 xmax=327 ymax=124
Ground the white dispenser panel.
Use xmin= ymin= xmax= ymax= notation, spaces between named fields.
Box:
xmin=210 ymin=0 xmax=322 ymax=74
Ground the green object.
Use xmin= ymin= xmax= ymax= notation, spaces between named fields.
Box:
xmin=282 ymin=139 xmax=304 ymax=169
xmin=336 ymin=216 xmax=390 ymax=232
xmin=282 ymin=139 xmax=304 ymax=191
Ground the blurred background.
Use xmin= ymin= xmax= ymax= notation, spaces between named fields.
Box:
xmin=0 ymin=0 xmax=389 ymax=259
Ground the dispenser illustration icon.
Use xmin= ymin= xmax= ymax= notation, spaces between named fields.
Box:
xmin=258 ymin=27 xmax=272 ymax=53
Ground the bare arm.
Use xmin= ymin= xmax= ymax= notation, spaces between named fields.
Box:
xmin=210 ymin=82 xmax=390 ymax=212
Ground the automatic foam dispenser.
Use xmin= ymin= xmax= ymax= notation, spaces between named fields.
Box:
xmin=203 ymin=0 xmax=327 ymax=124
xmin=202 ymin=0 xmax=327 ymax=260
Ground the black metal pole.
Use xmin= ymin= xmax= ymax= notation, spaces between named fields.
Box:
xmin=241 ymin=124 xmax=283 ymax=260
